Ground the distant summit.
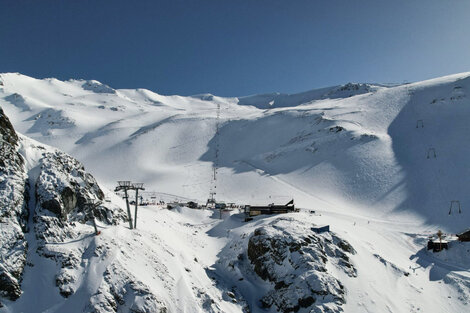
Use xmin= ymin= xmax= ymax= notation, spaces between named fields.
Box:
xmin=237 ymin=83 xmax=384 ymax=109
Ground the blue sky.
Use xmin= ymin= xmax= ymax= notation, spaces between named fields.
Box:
xmin=1 ymin=0 xmax=470 ymax=96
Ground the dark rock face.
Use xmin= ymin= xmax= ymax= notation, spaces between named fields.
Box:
xmin=0 ymin=269 xmax=22 ymax=301
xmin=41 ymin=199 xmax=62 ymax=216
xmin=0 ymin=107 xmax=19 ymax=148
xmin=0 ymin=107 xmax=28 ymax=305
xmin=247 ymin=218 xmax=356 ymax=313
xmin=61 ymin=187 xmax=77 ymax=215
xmin=0 ymin=107 xmax=23 ymax=174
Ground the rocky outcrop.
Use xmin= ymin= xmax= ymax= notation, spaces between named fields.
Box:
xmin=31 ymin=146 xmax=127 ymax=298
xmin=89 ymin=262 xmax=167 ymax=313
xmin=247 ymin=218 xmax=356 ymax=313
xmin=0 ymin=107 xmax=28 ymax=304
xmin=0 ymin=107 xmax=127 ymax=306
xmin=322 ymin=83 xmax=376 ymax=99
xmin=81 ymin=80 xmax=116 ymax=94
xmin=34 ymin=149 xmax=105 ymax=220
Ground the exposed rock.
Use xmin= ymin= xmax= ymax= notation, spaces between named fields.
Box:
xmin=0 ymin=267 xmax=22 ymax=301
xmin=329 ymin=126 xmax=344 ymax=133
xmin=247 ymin=218 xmax=356 ymax=313
xmin=41 ymin=198 xmax=62 ymax=217
xmin=89 ymin=263 xmax=167 ymax=313
xmin=34 ymin=148 xmax=117 ymax=223
xmin=323 ymin=83 xmax=375 ymax=99
xmin=0 ymin=107 xmax=28 ymax=305
xmin=0 ymin=107 xmax=19 ymax=147
xmin=1 ymin=108 xmax=127 ymax=306
xmin=31 ymin=148 xmax=127 ymax=299
xmin=81 ymin=80 xmax=116 ymax=94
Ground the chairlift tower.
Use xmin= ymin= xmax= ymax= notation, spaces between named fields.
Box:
xmin=115 ymin=181 xmax=133 ymax=229
xmin=131 ymin=183 xmax=145 ymax=229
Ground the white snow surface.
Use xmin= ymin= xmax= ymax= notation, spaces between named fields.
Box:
xmin=1 ymin=72 xmax=470 ymax=312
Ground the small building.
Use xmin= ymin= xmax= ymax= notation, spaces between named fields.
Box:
xmin=187 ymin=201 xmax=198 ymax=209
xmin=427 ymin=239 xmax=449 ymax=252
xmin=457 ymin=229 xmax=470 ymax=242
xmin=244 ymin=199 xmax=296 ymax=220
xmin=312 ymin=225 xmax=329 ymax=233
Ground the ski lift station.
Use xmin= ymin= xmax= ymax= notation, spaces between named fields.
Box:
xmin=244 ymin=199 xmax=297 ymax=221
xmin=427 ymin=239 xmax=449 ymax=252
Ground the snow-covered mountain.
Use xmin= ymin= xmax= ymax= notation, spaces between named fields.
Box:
xmin=1 ymin=72 xmax=469 ymax=230
xmin=0 ymin=107 xmax=360 ymax=313
xmin=1 ymin=72 xmax=470 ymax=312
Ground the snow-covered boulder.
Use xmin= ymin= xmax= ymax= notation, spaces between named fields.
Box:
xmin=215 ymin=215 xmax=357 ymax=313
xmin=35 ymin=149 xmax=105 ymax=221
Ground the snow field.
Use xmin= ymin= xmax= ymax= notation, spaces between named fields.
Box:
xmin=1 ymin=71 xmax=470 ymax=312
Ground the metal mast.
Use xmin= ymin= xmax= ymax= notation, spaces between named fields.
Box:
xmin=132 ymin=183 xmax=145 ymax=229
xmin=209 ymin=103 xmax=221 ymax=205
xmin=115 ymin=181 xmax=133 ymax=229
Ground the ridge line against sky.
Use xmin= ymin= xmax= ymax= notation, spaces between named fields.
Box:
xmin=1 ymin=0 xmax=470 ymax=97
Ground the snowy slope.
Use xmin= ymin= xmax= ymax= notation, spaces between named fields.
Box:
xmin=1 ymin=72 xmax=470 ymax=312
xmin=1 ymin=72 xmax=469 ymax=231
xmin=0 ymin=108 xmax=241 ymax=312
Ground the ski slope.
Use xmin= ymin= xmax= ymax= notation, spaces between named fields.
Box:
xmin=1 ymin=72 xmax=469 ymax=231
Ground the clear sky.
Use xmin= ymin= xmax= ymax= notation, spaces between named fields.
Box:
xmin=1 ymin=0 xmax=470 ymax=96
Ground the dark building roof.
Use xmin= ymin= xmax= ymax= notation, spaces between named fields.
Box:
xmin=457 ymin=229 xmax=470 ymax=241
